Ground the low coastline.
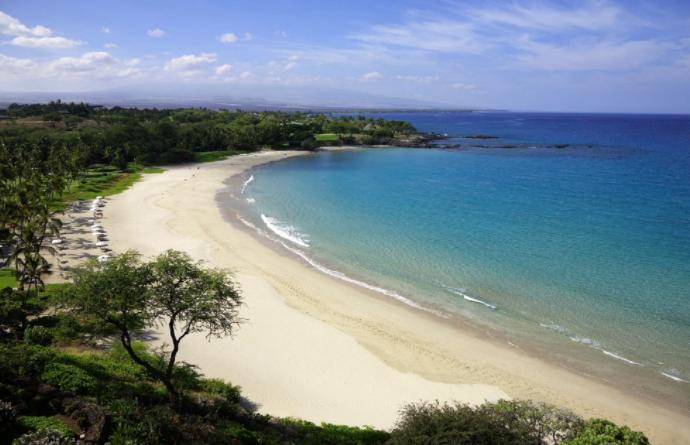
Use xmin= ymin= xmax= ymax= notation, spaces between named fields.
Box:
xmin=99 ymin=150 xmax=690 ymax=444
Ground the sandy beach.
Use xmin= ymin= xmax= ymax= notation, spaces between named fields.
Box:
xmin=86 ymin=150 xmax=690 ymax=444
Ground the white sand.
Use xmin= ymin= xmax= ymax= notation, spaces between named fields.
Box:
xmin=96 ymin=151 xmax=690 ymax=443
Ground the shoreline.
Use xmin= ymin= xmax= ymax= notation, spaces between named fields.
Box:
xmin=224 ymin=150 xmax=689 ymax=407
xmin=98 ymin=150 xmax=690 ymax=444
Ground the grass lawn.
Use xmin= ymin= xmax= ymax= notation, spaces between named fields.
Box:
xmin=56 ymin=164 xmax=165 ymax=210
xmin=193 ymin=149 xmax=245 ymax=163
xmin=314 ymin=133 xmax=339 ymax=142
xmin=0 ymin=268 xmax=16 ymax=288
xmin=59 ymin=167 xmax=143 ymax=209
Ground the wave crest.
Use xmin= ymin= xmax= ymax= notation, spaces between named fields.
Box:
xmin=241 ymin=175 xmax=254 ymax=194
xmin=443 ymin=286 xmax=497 ymax=310
xmin=261 ymin=214 xmax=310 ymax=248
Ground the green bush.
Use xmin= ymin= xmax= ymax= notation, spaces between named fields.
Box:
xmin=199 ymin=379 xmax=241 ymax=405
xmin=12 ymin=428 xmax=76 ymax=445
xmin=41 ymin=363 xmax=96 ymax=394
xmin=24 ymin=326 xmax=53 ymax=346
xmin=563 ymin=419 xmax=649 ymax=445
xmin=388 ymin=400 xmax=583 ymax=445
xmin=482 ymin=400 xmax=583 ymax=444
xmin=284 ymin=418 xmax=390 ymax=445
xmin=16 ymin=416 xmax=72 ymax=437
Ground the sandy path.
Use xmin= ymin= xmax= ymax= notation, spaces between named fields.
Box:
xmin=94 ymin=151 xmax=689 ymax=443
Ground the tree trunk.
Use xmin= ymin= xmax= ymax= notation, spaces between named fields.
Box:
xmin=119 ymin=331 xmax=182 ymax=411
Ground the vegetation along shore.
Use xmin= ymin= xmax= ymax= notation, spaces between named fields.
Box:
xmin=0 ymin=102 xmax=682 ymax=444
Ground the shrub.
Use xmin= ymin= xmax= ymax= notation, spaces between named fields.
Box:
xmin=563 ymin=419 xmax=650 ymax=445
xmin=388 ymin=400 xmax=583 ymax=445
xmin=199 ymin=379 xmax=241 ymax=405
xmin=17 ymin=416 xmax=73 ymax=437
xmin=388 ymin=401 xmax=527 ymax=445
xmin=24 ymin=326 xmax=53 ymax=346
xmin=41 ymin=363 xmax=96 ymax=394
xmin=482 ymin=400 xmax=584 ymax=444
xmin=12 ymin=429 xmax=76 ymax=445
xmin=284 ymin=419 xmax=390 ymax=445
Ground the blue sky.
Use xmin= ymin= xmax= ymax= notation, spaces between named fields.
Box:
xmin=1 ymin=0 xmax=690 ymax=112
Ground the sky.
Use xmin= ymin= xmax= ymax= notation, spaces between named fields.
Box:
xmin=1 ymin=0 xmax=690 ymax=113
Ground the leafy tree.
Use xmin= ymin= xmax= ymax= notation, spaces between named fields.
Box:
xmin=563 ymin=419 xmax=649 ymax=445
xmin=388 ymin=400 xmax=585 ymax=445
xmin=64 ymin=250 xmax=242 ymax=409
xmin=483 ymin=400 xmax=584 ymax=444
xmin=0 ymin=141 xmax=80 ymax=338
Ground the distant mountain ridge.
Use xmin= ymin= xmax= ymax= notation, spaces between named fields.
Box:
xmin=0 ymin=84 xmax=479 ymax=111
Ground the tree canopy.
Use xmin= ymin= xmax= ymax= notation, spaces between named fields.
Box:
xmin=0 ymin=102 xmax=417 ymax=165
xmin=64 ymin=249 xmax=242 ymax=408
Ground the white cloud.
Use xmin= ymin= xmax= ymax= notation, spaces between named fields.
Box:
xmin=147 ymin=28 xmax=165 ymax=38
xmin=512 ymin=37 xmax=669 ymax=71
xmin=397 ymin=75 xmax=440 ymax=83
xmin=215 ymin=63 xmax=233 ymax=76
xmin=49 ymin=52 xmax=115 ymax=72
xmin=243 ymin=32 xmax=253 ymax=41
xmin=164 ymin=52 xmax=217 ymax=72
xmin=11 ymin=35 xmax=81 ymax=48
xmin=104 ymin=42 xmax=117 ymax=49
xmin=101 ymin=26 xmax=110 ymax=34
xmin=361 ymin=71 xmax=382 ymax=80
xmin=471 ymin=1 xmax=622 ymax=31
xmin=0 ymin=10 xmax=81 ymax=48
xmin=351 ymin=20 xmax=486 ymax=53
xmin=284 ymin=55 xmax=299 ymax=70
xmin=219 ymin=32 xmax=238 ymax=43
xmin=0 ymin=11 xmax=51 ymax=37
xmin=0 ymin=53 xmax=38 ymax=76
xmin=0 ymin=51 xmax=143 ymax=81
xmin=452 ymin=82 xmax=476 ymax=90
xmin=240 ymin=70 xmax=252 ymax=79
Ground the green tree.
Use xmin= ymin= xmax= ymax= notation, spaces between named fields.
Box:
xmin=388 ymin=400 xmax=584 ymax=445
xmin=64 ymin=250 xmax=243 ymax=409
xmin=563 ymin=419 xmax=649 ymax=445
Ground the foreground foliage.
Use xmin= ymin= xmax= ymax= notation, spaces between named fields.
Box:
xmin=64 ymin=250 xmax=243 ymax=409
xmin=0 ymin=104 xmax=652 ymax=444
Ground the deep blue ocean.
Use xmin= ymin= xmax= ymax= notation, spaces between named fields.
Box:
xmin=237 ymin=112 xmax=690 ymax=402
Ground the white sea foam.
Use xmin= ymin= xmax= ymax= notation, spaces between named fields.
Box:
xmin=569 ymin=336 xmax=600 ymax=348
xmin=241 ymin=175 xmax=254 ymax=194
xmin=276 ymin=239 xmax=435 ymax=313
xmin=240 ymin=214 xmax=449 ymax=317
xmin=660 ymin=371 xmax=689 ymax=383
xmin=246 ymin=198 xmax=255 ymax=204
xmin=539 ymin=323 xmax=567 ymax=334
xmin=260 ymin=214 xmax=310 ymax=248
xmin=601 ymin=350 xmax=642 ymax=366
xmin=443 ymin=286 xmax=497 ymax=310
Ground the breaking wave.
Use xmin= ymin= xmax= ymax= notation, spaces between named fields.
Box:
xmin=261 ymin=214 xmax=310 ymax=248
xmin=241 ymin=175 xmax=254 ymax=194
xmin=442 ymin=286 xmax=497 ymax=310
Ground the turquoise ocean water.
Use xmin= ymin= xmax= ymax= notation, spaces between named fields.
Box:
xmin=232 ymin=112 xmax=690 ymax=407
